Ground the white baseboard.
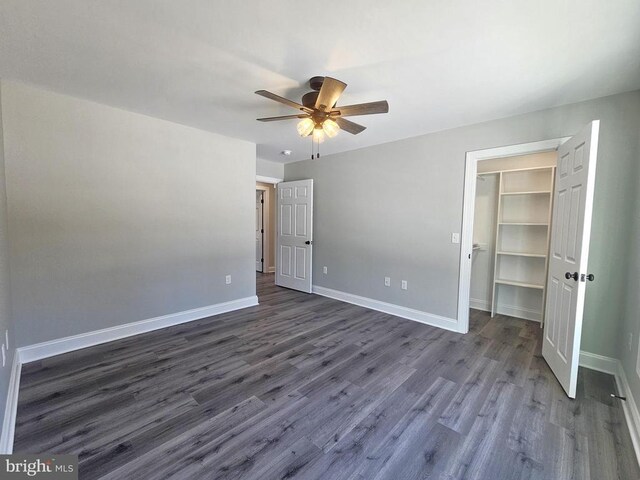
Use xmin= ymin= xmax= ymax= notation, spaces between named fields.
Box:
xmin=470 ymin=298 xmax=541 ymax=322
xmin=615 ymin=362 xmax=640 ymax=464
xmin=267 ymin=267 xmax=276 ymax=274
xmin=579 ymin=351 xmax=640 ymax=465
xmin=0 ymin=351 xmax=22 ymax=454
xmin=312 ymin=285 xmax=460 ymax=333
xmin=579 ymin=350 xmax=619 ymax=375
xmin=17 ymin=296 xmax=258 ymax=364
xmin=470 ymin=298 xmax=490 ymax=311
xmin=497 ymin=304 xmax=541 ymax=322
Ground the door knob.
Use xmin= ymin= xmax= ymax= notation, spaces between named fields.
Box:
xmin=565 ymin=272 xmax=579 ymax=281
xmin=305 ymin=240 xmax=312 ymax=245
xmin=586 ymin=273 xmax=595 ymax=281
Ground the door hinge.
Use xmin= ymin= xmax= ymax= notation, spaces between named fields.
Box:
xmin=261 ymin=199 xmax=264 ymax=204
xmin=261 ymin=229 xmax=264 ymax=233
xmin=261 ymin=258 xmax=264 ymax=262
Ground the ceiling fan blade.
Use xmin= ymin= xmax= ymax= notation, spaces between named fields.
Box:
xmin=315 ymin=77 xmax=347 ymax=112
xmin=257 ymin=114 xmax=310 ymax=122
xmin=332 ymin=100 xmax=389 ymax=117
xmin=255 ymin=90 xmax=313 ymax=113
xmin=336 ymin=117 xmax=366 ymax=135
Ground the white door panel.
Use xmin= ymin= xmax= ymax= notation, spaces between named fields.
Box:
xmin=281 ymin=204 xmax=292 ymax=236
xmin=295 ymin=246 xmax=307 ymax=278
xmin=542 ymin=121 xmax=599 ymax=398
xmin=276 ymin=180 xmax=313 ymax=293
xmin=280 ymin=245 xmax=292 ymax=276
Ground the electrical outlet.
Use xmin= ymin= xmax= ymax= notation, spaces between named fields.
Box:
xmin=225 ymin=275 xmax=232 ymax=285
xmin=323 ymin=266 xmax=328 ymax=274
xmin=451 ymin=232 xmax=460 ymax=244
xmin=629 ymin=333 xmax=633 ymax=352
xmin=401 ymin=280 xmax=408 ymax=290
xmin=384 ymin=277 xmax=391 ymax=287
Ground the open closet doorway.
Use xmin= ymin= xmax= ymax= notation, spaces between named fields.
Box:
xmin=471 ymin=151 xmax=557 ymax=324
xmin=459 ymin=122 xmax=600 ymax=398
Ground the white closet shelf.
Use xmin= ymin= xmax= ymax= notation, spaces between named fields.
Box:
xmin=496 ymin=251 xmax=546 ymax=258
xmin=488 ymin=164 xmax=554 ymax=321
xmin=495 ymin=279 xmax=545 ymax=290
xmin=500 ymin=190 xmax=551 ymax=196
xmin=498 ymin=222 xmax=549 ymax=226
xmin=478 ymin=165 xmax=555 ymax=175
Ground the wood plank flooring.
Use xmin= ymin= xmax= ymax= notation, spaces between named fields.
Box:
xmin=14 ymin=273 xmax=640 ymax=479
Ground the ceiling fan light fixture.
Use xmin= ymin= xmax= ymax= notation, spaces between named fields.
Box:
xmin=312 ymin=125 xmax=325 ymax=142
xmin=322 ymin=118 xmax=340 ymax=138
xmin=256 ymin=77 xmax=388 ymax=143
xmin=296 ymin=118 xmax=314 ymax=137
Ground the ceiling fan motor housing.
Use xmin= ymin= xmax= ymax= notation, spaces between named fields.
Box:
xmin=303 ymin=76 xmax=335 ymax=111
xmin=309 ymin=76 xmax=325 ymax=91
xmin=301 ymin=91 xmax=319 ymax=109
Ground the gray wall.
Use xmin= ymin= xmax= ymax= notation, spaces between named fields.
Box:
xmin=285 ymin=89 xmax=640 ymax=359
xmin=619 ymin=119 xmax=640 ymax=407
xmin=1 ymin=81 xmax=256 ymax=347
xmin=0 ymin=83 xmax=16 ymax=435
xmin=256 ymin=158 xmax=284 ymax=179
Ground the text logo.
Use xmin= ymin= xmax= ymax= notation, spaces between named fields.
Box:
xmin=0 ymin=455 xmax=78 ymax=479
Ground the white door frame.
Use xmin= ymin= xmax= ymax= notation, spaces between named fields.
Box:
xmin=256 ymin=175 xmax=283 ymax=185
xmin=256 ymin=184 xmax=275 ymax=274
xmin=457 ymin=137 xmax=571 ymax=333
xmin=256 ymin=190 xmax=264 ymax=273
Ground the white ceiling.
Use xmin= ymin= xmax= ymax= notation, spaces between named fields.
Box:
xmin=1 ymin=1 xmax=639 ymax=164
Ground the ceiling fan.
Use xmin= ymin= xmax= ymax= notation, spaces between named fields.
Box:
xmin=255 ymin=76 xmax=389 ymax=142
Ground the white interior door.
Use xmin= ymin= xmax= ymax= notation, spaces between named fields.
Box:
xmin=276 ymin=180 xmax=313 ymax=293
xmin=543 ymin=121 xmax=599 ymax=398
xmin=256 ymin=191 xmax=263 ymax=272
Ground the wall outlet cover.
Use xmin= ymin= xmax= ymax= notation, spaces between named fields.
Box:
xmin=323 ymin=266 xmax=328 ymax=274
xmin=225 ymin=275 xmax=232 ymax=285
xmin=384 ymin=277 xmax=391 ymax=287
xmin=401 ymin=280 xmax=408 ymax=290
xmin=451 ymin=232 xmax=460 ymax=244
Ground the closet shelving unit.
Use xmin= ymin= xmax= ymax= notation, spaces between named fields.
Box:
xmin=484 ymin=165 xmax=555 ymax=323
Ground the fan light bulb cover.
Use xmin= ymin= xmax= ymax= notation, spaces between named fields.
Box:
xmin=322 ymin=119 xmax=340 ymax=138
xmin=312 ymin=126 xmax=325 ymax=142
xmin=297 ymin=118 xmax=314 ymax=137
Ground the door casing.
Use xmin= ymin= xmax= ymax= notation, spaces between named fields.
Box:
xmin=458 ymin=137 xmax=571 ymax=333
xmin=256 ymin=190 xmax=264 ymax=272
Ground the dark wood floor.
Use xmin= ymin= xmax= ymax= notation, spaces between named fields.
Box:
xmin=14 ymin=273 xmax=639 ymax=479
